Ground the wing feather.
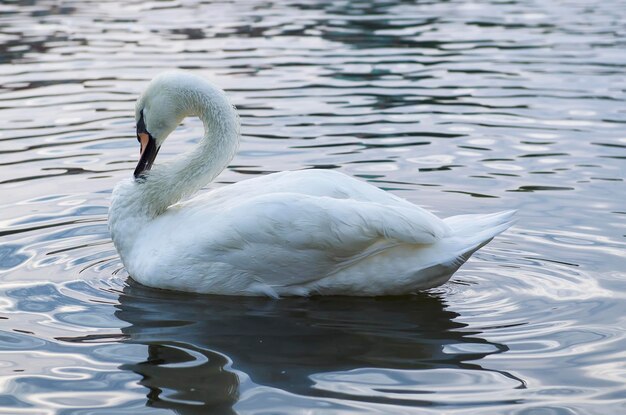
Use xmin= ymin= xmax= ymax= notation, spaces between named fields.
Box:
xmin=194 ymin=192 xmax=449 ymax=287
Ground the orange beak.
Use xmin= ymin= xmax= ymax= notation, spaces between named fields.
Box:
xmin=138 ymin=132 xmax=150 ymax=156
xmin=134 ymin=110 xmax=160 ymax=179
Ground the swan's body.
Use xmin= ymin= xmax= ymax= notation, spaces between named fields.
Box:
xmin=109 ymin=72 xmax=514 ymax=297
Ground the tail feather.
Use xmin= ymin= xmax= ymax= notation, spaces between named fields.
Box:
xmin=444 ymin=210 xmax=516 ymax=257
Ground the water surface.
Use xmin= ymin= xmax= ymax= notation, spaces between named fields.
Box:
xmin=0 ymin=0 xmax=625 ymax=414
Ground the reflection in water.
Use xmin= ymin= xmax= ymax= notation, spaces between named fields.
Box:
xmin=115 ymin=282 xmax=518 ymax=414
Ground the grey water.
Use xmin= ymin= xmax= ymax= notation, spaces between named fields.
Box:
xmin=1 ymin=0 xmax=625 ymax=413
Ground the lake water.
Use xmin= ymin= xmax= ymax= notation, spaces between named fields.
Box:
xmin=1 ymin=0 xmax=625 ymax=414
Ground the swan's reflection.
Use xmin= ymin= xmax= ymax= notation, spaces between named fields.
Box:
xmin=116 ymin=282 xmax=513 ymax=414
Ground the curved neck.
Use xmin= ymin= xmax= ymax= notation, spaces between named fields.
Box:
xmin=114 ymin=85 xmax=240 ymax=219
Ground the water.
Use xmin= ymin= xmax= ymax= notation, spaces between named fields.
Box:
xmin=1 ymin=0 xmax=625 ymax=413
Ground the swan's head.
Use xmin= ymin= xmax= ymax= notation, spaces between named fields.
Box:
xmin=132 ymin=72 xmax=203 ymax=179
xmin=132 ymin=71 xmax=238 ymax=180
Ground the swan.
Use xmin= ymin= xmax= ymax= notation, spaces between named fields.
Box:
xmin=108 ymin=71 xmax=515 ymax=297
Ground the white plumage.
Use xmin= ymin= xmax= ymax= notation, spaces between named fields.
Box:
xmin=109 ymin=71 xmax=515 ymax=297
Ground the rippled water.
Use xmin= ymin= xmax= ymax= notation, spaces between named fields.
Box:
xmin=1 ymin=0 xmax=625 ymax=413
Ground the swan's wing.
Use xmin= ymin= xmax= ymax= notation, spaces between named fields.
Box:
xmin=193 ymin=192 xmax=450 ymax=288
xmin=183 ymin=169 xmax=420 ymax=209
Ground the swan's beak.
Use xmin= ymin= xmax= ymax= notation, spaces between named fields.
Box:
xmin=133 ymin=133 xmax=159 ymax=179
xmin=134 ymin=111 xmax=160 ymax=179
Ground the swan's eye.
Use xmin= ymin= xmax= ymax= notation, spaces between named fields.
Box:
xmin=136 ymin=109 xmax=148 ymax=141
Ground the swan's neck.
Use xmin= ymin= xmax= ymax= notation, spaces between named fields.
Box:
xmin=109 ymin=85 xmax=239 ymax=255
xmin=140 ymin=91 xmax=239 ymax=215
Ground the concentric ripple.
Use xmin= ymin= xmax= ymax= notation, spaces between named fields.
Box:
xmin=1 ymin=0 xmax=625 ymax=414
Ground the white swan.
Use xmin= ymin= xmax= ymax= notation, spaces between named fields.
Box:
xmin=109 ymin=71 xmax=515 ymax=297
